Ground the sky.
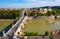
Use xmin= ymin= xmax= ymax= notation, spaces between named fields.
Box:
xmin=0 ymin=0 xmax=60 ymax=8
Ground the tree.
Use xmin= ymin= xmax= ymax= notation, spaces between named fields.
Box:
xmin=28 ymin=12 xmax=35 ymax=17
xmin=45 ymin=31 xmax=49 ymax=36
xmin=46 ymin=11 xmax=52 ymax=16
xmin=52 ymin=10 xmax=56 ymax=15
xmin=36 ymin=12 xmax=41 ymax=16
xmin=0 ymin=9 xmax=21 ymax=19
xmin=24 ymin=32 xmax=39 ymax=36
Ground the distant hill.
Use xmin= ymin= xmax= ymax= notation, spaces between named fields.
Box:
xmin=31 ymin=6 xmax=60 ymax=10
xmin=51 ymin=6 xmax=60 ymax=10
xmin=43 ymin=6 xmax=60 ymax=10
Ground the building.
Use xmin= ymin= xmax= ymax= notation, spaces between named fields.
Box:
xmin=40 ymin=8 xmax=48 ymax=14
xmin=48 ymin=7 xmax=52 ymax=11
xmin=40 ymin=7 xmax=52 ymax=14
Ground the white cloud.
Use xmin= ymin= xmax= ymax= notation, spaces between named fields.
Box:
xmin=1 ymin=0 xmax=60 ymax=8
xmin=55 ymin=0 xmax=60 ymax=5
xmin=8 ymin=0 xmax=56 ymax=8
xmin=9 ymin=1 xmax=55 ymax=8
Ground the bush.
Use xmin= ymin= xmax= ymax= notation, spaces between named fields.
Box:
xmin=24 ymin=32 xmax=39 ymax=36
xmin=0 ymin=9 xmax=21 ymax=19
xmin=45 ymin=31 xmax=49 ymax=36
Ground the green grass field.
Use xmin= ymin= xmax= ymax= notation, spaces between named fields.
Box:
xmin=0 ymin=19 xmax=15 ymax=31
xmin=24 ymin=18 xmax=55 ymax=35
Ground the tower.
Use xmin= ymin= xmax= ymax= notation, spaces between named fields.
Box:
xmin=48 ymin=6 xmax=52 ymax=11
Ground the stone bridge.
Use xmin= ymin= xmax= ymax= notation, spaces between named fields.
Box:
xmin=0 ymin=11 xmax=27 ymax=39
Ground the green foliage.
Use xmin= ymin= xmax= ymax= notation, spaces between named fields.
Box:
xmin=0 ymin=9 xmax=21 ymax=19
xmin=46 ymin=11 xmax=52 ymax=16
xmin=36 ymin=12 xmax=43 ymax=16
xmin=28 ymin=10 xmax=60 ymax=17
xmin=45 ymin=31 xmax=49 ymax=36
xmin=52 ymin=10 xmax=56 ymax=15
xmin=24 ymin=32 xmax=39 ymax=36
xmin=36 ymin=12 xmax=40 ymax=16
xmin=28 ymin=12 xmax=46 ymax=16
xmin=29 ymin=12 xmax=35 ymax=16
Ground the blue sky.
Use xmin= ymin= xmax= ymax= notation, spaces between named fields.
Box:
xmin=0 ymin=0 xmax=60 ymax=8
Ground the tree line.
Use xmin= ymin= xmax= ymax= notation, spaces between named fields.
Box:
xmin=0 ymin=9 xmax=21 ymax=19
xmin=24 ymin=31 xmax=49 ymax=36
xmin=28 ymin=10 xmax=60 ymax=17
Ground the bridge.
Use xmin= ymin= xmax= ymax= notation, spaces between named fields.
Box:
xmin=0 ymin=11 xmax=27 ymax=39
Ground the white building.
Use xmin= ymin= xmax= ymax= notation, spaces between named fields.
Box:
xmin=40 ymin=8 xmax=48 ymax=14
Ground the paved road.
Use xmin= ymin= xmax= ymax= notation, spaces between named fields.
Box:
xmin=6 ymin=12 xmax=26 ymax=38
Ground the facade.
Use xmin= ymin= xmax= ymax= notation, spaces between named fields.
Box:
xmin=40 ymin=7 xmax=52 ymax=14
xmin=40 ymin=8 xmax=48 ymax=14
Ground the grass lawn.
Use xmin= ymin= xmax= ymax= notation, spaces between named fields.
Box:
xmin=24 ymin=18 xmax=55 ymax=35
xmin=0 ymin=19 xmax=15 ymax=31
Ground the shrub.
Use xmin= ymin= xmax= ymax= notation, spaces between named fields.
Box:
xmin=24 ymin=32 xmax=39 ymax=36
xmin=45 ymin=31 xmax=49 ymax=36
xmin=0 ymin=9 xmax=21 ymax=19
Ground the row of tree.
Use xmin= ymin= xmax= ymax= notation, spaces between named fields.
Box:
xmin=0 ymin=9 xmax=21 ymax=19
xmin=24 ymin=31 xmax=49 ymax=36
xmin=28 ymin=10 xmax=60 ymax=17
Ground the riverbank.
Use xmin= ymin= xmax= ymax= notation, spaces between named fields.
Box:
xmin=0 ymin=19 xmax=15 ymax=31
xmin=21 ymin=16 xmax=60 ymax=36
